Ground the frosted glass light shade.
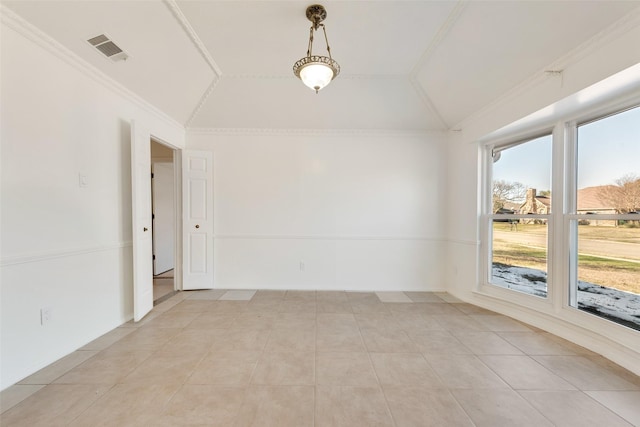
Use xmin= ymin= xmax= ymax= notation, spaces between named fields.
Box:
xmin=293 ymin=55 xmax=340 ymax=94
xmin=300 ymin=63 xmax=334 ymax=93
xmin=293 ymin=5 xmax=340 ymax=94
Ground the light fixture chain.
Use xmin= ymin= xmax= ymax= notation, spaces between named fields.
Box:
xmin=307 ymin=26 xmax=314 ymax=57
xmin=321 ymin=24 xmax=332 ymax=61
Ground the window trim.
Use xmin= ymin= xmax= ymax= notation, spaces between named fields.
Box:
xmin=479 ymin=98 xmax=640 ymax=333
xmin=482 ymin=132 xmax=554 ymax=301
xmin=567 ymin=105 xmax=640 ymax=319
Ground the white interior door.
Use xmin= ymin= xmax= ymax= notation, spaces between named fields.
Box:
xmin=182 ymin=150 xmax=214 ymax=290
xmin=131 ymin=121 xmax=153 ymax=321
xmin=152 ymin=162 xmax=175 ymax=275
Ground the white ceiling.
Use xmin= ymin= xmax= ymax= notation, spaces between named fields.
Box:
xmin=4 ymin=1 xmax=639 ymax=131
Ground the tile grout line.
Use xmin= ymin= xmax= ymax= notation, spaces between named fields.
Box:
xmin=67 ymin=383 xmax=118 ymax=425
xmin=243 ymin=291 xmax=277 ymax=426
xmin=160 ymin=291 xmax=245 ymax=424
xmin=415 ymin=303 xmax=480 ymax=427
xmin=361 ymin=300 xmax=399 ymax=427
xmin=0 ymin=385 xmax=45 ymax=415
xmin=415 ymin=303 xmax=479 ymax=426
xmin=450 ymin=347 xmax=557 ymax=427
xmin=443 ymin=388 xmax=479 ymax=427
xmin=313 ymin=298 xmax=318 ymax=427
xmin=513 ymin=389 xmax=587 ymax=427
xmin=582 ymin=390 xmax=640 ymax=426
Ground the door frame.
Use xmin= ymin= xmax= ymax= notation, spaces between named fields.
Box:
xmin=171 ymin=144 xmax=183 ymax=291
xmin=134 ymin=131 xmax=183 ymax=300
xmin=150 ymin=137 xmax=183 ymax=292
xmin=150 ymin=139 xmax=182 ymax=292
xmin=131 ymin=118 xmax=187 ymax=322
xmin=132 ymin=123 xmax=221 ymax=320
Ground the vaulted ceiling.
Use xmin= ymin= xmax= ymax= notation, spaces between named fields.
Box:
xmin=4 ymin=1 xmax=639 ymax=131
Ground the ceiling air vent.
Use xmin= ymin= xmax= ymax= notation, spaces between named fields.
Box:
xmin=87 ymin=34 xmax=129 ymax=62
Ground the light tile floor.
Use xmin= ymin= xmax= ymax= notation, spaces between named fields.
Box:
xmin=2 ymin=290 xmax=639 ymax=426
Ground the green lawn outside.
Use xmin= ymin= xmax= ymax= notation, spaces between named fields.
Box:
xmin=493 ymin=223 xmax=639 ymax=294
xmin=493 ymin=222 xmax=640 ymax=244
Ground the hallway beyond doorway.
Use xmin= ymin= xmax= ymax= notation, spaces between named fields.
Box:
xmin=153 ymin=269 xmax=174 ymax=304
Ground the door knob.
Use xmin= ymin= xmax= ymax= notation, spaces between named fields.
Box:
xmin=195 ymin=224 xmax=200 ymax=229
xmin=143 ymin=227 xmax=148 ymax=232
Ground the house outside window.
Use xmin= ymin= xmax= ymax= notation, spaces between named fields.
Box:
xmin=489 ymin=134 xmax=552 ymax=298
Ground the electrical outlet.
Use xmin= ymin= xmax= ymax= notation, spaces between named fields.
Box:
xmin=40 ymin=307 xmax=53 ymax=325
xmin=79 ymin=173 xmax=88 ymax=188
xmin=300 ymin=261 xmax=305 ymax=271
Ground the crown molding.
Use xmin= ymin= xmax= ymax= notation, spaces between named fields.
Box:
xmin=453 ymin=6 xmax=640 ymax=132
xmin=185 ymin=74 xmax=409 ymax=127
xmin=163 ymin=0 xmax=222 ymax=77
xmin=408 ymin=1 xmax=468 ymax=131
xmin=185 ymin=76 xmax=220 ymax=128
xmin=410 ymin=78 xmax=449 ymax=131
xmin=0 ymin=5 xmax=184 ymax=131
xmin=216 ymin=74 xmax=408 ymax=80
xmin=410 ymin=0 xmax=468 ymax=77
xmin=187 ymin=127 xmax=443 ymax=138
xmin=204 ymin=74 xmax=447 ymax=132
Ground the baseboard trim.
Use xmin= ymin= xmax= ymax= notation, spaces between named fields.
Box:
xmin=213 ymin=234 xmax=444 ymax=242
xmin=215 ymin=285 xmax=449 ymax=293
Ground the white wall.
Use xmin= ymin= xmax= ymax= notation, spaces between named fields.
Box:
xmin=0 ymin=16 xmax=184 ymax=390
xmin=443 ymin=16 xmax=640 ymax=374
xmin=187 ymin=130 xmax=447 ymax=291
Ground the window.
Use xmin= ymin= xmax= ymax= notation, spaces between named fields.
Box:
xmin=489 ymin=135 xmax=552 ymax=297
xmin=570 ymin=106 xmax=640 ymax=330
xmin=483 ymin=105 xmax=640 ymax=331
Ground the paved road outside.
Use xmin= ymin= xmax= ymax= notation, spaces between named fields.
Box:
xmin=494 ymin=230 xmax=640 ymax=262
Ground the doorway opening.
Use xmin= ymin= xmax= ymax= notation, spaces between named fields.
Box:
xmin=151 ymin=139 xmax=177 ymax=304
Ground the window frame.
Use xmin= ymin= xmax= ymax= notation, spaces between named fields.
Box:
xmin=484 ymin=133 xmax=555 ymax=300
xmin=480 ymin=99 xmax=640 ymax=332
xmin=566 ymin=107 xmax=640 ymax=316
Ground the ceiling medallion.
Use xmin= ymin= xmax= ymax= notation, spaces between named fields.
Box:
xmin=293 ymin=4 xmax=340 ymax=94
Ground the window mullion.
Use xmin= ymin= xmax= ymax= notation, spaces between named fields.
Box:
xmin=480 ymin=145 xmax=493 ymax=289
xmin=565 ymin=123 xmax=578 ymax=308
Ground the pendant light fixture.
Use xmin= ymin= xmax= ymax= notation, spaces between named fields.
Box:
xmin=293 ymin=4 xmax=340 ymax=93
